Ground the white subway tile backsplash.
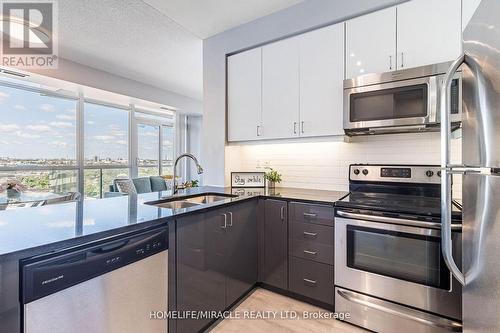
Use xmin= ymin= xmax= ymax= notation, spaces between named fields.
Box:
xmin=225 ymin=132 xmax=463 ymax=198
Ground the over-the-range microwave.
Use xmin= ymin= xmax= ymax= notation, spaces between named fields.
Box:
xmin=343 ymin=61 xmax=462 ymax=136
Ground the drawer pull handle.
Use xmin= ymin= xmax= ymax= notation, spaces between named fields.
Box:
xmin=303 ymin=278 xmax=317 ymax=285
xmin=303 ymin=231 xmax=317 ymax=238
xmin=303 ymin=250 xmax=317 ymax=255
xmin=303 ymin=212 xmax=317 ymax=219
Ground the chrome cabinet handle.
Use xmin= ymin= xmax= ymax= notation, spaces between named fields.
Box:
xmin=337 ymin=289 xmax=462 ymax=330
xmin=303 ymin=278 xmax=317 ymax=285
xmin=256 ymin=125 xmax=261 ymax=137
xmin=280 ymin=206 xmax=285 ymax=221
xmin=303 ymin=250 xmax=317 ymax=255
xmin=400 ymin=52 xmax=404 ymax=68
xmin=389 ymin=55 xmax=393 ymax=70
xmin=440 ymin=54 xmax=466 ymax=286
xmin=221 ymin=214 xmax=227 ymax=229
xmin=293 ymin=122 xmax=297 ymax=134
xmin=303 ymin=212 xmax=317 ymax=219
xmin=227 ymin=212 xmax=233 ymax=227
xmin=301 ymin=121 xmax=304 ymax=134
xmin=303 ymin=231 xmax=317 ymax=238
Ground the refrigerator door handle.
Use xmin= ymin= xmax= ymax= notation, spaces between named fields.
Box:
xmin=440 ymin=54 xmax=466 ymax=286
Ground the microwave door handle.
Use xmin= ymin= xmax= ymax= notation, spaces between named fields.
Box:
xmin=440 ymin=54 xmax=466 ymax=286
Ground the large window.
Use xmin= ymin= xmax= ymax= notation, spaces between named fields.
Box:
xmin=83 ymin=102 xmax=130 ymax=198
xmin=137 ymin=123 xmax=160 ymax=177
xmin=0 ymin=83 xmax=78 ymax=193
xmin=0 ymin=79 xmax=176 ymax=201
xmin=162 ymin=125 xmax=175 ymax=176
xmin=84 ymin=102 xmax=129 ymax=165
xmin=136 ymin=110 xmax=175 ymax=179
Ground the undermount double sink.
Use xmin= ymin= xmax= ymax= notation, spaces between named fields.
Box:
xmin=145 ymin=193 xmax=237 ymax=209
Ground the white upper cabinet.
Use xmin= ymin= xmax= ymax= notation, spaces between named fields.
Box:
xmin=262 ymin=38 xmax=300 ymax=139
xmin=299 ymin=23 xmax=344 ymax=137
xmin=397 ymin=0 xmax=462 ymax=69
xmin=227 ymin=48 xmax=262 ymax=142
xmin=346 ymin=7 xmax=397 ymax=79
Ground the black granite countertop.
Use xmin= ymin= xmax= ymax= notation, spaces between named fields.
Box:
xmin=0 ymin=186 xmax=347 ymax=260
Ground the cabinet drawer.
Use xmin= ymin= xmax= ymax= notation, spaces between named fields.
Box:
xmin=289 ymin=202 xmax=334 ymax=226
xmin=290 ymin=222 xmax=333 ymax=245
xmin=289 ymin=239 xmax=333 ymax=265
xmin=289 ymin=222 xmax=333 ymax=264
xmin=289 ymin=256 xmax=334 ymax=305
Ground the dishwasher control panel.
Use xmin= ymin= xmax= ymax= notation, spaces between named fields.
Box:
xmin=21 ymin=228 xmax=168 ymax=304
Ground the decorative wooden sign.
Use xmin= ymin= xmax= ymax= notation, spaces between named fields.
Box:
xmin=231 ymin=172 xmax=265 ymax=188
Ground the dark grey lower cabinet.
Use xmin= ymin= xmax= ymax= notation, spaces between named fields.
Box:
xmin=289 ymin=256 xmax=334 ymax=305
xmin=261 ymin=199 xmax=288 ymax=290
xmin=176 ymin=210 xmax=226 ymax=333
xmin=225 ymin=201 xmax=258 ymax=306
xmin=176 ymin=201 xmax=257 ymax=333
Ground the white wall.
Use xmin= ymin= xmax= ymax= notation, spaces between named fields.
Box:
xmin=202 ymin=0 xmax=409 ymax=185
xmin=226 ymin=132 xmax=463 ymax=197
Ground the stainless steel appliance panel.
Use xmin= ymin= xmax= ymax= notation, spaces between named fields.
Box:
xmin=344 ymin=76 xmax=438 ymax=131
xmin=344 ymin=62 xmax=462 ymax=135
xmin=335 ymin=287 xmax=462 ymax=333
xmin=463 ymin=174 xmax=500 ymax=332
xmin=463 ymin=0 xmax=500 ymax=169
xmin=24 ymin=251 xmax=168 ymax=333
xmin=335 ymin=216 xmax=461 ymax=319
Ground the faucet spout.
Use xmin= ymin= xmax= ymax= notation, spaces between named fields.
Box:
xmin=172 ymin=153 xmax=203 ymax=194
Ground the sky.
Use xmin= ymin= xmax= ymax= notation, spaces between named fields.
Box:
xmin=0 ymin=85 xmax=78 ymax=160
xmin=0 ymin=84 xmax=174 ymax=163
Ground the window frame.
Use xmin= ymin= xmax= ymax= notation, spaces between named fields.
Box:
xmin=0 ymin=79 xmax=177 ymax=199
xmin=133 ymin=107 xmax=176 ymax=179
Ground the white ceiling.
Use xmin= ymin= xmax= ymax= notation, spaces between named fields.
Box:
xmin=143 ymin=0 xmax=305 ymax=39
xmin=57 ymin=0 xmax=303 ymax=101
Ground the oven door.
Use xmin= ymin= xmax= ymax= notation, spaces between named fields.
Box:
xmin=335 ymin=214 xmax=462 ymax=320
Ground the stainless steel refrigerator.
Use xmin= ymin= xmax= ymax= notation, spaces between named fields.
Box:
xmin=441 ymin=0 xmax=500 ymax=332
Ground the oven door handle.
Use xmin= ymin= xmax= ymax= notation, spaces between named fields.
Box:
xmin=440 ymin=54 xmax=466 ymax=286
xmin=336 ymin=210 xmax=462 ymax=231
xmin=336 ymin=289 xmax=462 ymax=331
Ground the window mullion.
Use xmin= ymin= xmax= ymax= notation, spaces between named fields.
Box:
xmin=76 ymin=92 xmax=85 ymax=198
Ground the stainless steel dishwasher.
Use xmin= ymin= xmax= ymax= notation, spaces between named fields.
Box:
xmin=21 ymin=227 xmax=168 ymax=333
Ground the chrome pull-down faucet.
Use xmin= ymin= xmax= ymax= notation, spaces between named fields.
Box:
xmin=172 ymin=153 xmax=203 ymax=194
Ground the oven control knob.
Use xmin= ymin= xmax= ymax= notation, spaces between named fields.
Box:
xmin=353 ymin=169 xmax=360 ymax=175
xmin=426 ymin=170 xmax=434 ymax=177
xmin=437 ymin=171 xmax=442 ymax=177
xmin=362 ymin=169 xmax=369 ymax=176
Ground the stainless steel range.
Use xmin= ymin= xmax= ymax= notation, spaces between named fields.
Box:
xmin=334 ymin=165 xmax=462 ymax=333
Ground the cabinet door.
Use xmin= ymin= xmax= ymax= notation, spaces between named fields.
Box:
xmin=262 ymin=38 xmax=300 ymax=139
xmin=299 ymin=23 xmax=344 ymax=137
xmin=261 ymin=199 xmax=288 ymax=289
xmin=176 ymin=211 xmax=226 ymax=333
xmin=397 ymin=0 xmax=462 ymax=69
xmin=227 ymin=48 xmax=262 ymax=142
xmin=225 ymin=201 xmax=258 ymax=306
xmin=346 ymin=7 xmax=397 ymax=78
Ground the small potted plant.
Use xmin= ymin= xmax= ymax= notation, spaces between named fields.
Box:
xmin=1 ymin=179 xmax=27 ymax=199
xmin=182 ymin=180 xmax=199 ymax=188
xmin=264 ymin=168 xmax=282 ymax=189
